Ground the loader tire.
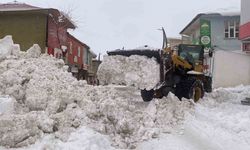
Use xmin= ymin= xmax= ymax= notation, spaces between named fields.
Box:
xmin=175 ymin=77 xmax=204 ymax=102
xmin=203 ymin=76 xmax=212 ymax=93
xmin=141 ymin=89 xmax=154 ymax=102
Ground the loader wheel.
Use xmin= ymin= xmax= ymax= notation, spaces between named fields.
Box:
xmin=175 ymin=77 xmax=204 ymax=102
xmin=141 ymin=89 xmax=154 ymax=102
xmin=203 ymin=76 xmax=212 ymax=93
xmin=192 ymin=84 xmax=203 ymax=102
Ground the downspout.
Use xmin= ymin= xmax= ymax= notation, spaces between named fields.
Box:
xmin=45 ymin=10 xmax=49 ymax=51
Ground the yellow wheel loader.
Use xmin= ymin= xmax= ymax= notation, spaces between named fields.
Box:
xmin=107 ymin=28 xmax=213 ymax=102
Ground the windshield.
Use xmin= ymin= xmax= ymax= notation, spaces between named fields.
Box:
xmin=178 ymin=45 xmax=204 ymax=62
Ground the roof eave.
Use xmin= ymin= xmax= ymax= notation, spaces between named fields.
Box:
xmin=67 ymin=32 xmax=90 ymax=49
xmin=89 ymin=50 xmax=97 ymax=58
xmin=179 ymin=13 xmax=205 ymax=35
xmin=0 ymin=8 xmax=76 ymax=29
xmin=49 ymin=8 xmax=76 ymax=29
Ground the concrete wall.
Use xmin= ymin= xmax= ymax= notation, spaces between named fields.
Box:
xmin=202 ymin=15 xmax=241 ymax=51
xmin=213 ymin=50 xmax=250 ymax=88
xmin=0 ymin=11 xmax=47 ymax=51
xmin=241 ymin=0 xmax=250 ymax=25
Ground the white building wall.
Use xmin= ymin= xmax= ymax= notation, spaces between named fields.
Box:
xmin=202 ymin=15 xmax=241 ymax=51
xmin=241 ymin=0 xmax=250 ymax=25
xmin=213 ymin=50 xmax=250 ymax=88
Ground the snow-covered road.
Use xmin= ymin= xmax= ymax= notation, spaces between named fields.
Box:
xmin=139 ymin=86 xmax=250 ymax=150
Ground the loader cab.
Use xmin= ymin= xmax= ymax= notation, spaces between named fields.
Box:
xmin=178 ymin=44 xmax=204 ymax=72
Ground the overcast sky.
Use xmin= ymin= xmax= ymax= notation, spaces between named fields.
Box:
xmin=1 ymin=0 xmax=240 ymax=56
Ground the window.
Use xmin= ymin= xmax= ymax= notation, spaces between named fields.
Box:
xmin=78 ymin=46 xmax=81 ymax=57
xmin=84 ymin=48 xmax=89 ymax=64
xmin=224 ymin=20 xmax=239 ymax=38
xmin=69 ymin=42 xmax=73 ymax=54
xmin=74 ymin=56 xmax=77 ymax=63
xmin=88 ymin=53 xmax=92 ymax=65
xmin=178 ymin=45 xmax=203 ymax=61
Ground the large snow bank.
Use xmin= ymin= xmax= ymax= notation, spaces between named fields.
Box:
xmin=2 ymin=127 xmax=115 ymax=150
xmin=0 ymin=112 xmax=54 ymax=148
xmin=0 ymin=36 xmax=193 ymax=149
xmin=97 ymin=55 xmax=160 ymax=90
xmin=0 ymin=95 xmax=14 ymax=115
xmin=0 ymin=35 xmax=20 ymax=60
xmin=1 ymin=37 xmax=249 ymax=150
xmin=79 ymin=88 xmax=193 ymax=148
xmin=0 ymin=36 xmax=85 ymax=148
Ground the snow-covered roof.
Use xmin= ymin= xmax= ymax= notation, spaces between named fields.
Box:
xmin=88 ymin=49 xmax=97 ymax=58
xmin=217 ymin=11 xmax=240 ymax=16
xmin=205 ymin=11 xmax=240 ymax=17
xmin=135 ymin=45 xmax=159 ymax=50
xmin=0 ymin=2 xmax=42 ymax=11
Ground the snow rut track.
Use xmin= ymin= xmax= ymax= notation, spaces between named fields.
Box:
xmin=179 ymin=87 xmax=250 ymax=150
xmin=0 ymin=36 xmax=194 ymax=149
xmin=138 ymin=87 xmax=250 ymax=150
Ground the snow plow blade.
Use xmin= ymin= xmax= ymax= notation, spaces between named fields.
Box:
xmin=241 ymin=97 xmax=250 ymax=105
xmin=107 ymin=49 xmax=161 ymax=63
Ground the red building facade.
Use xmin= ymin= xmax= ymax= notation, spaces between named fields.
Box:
xmin=67 ymin=33 xmax=91 ymax=80
xmin=239 ymin=0 xmax=250 ymax=52
xmin=46 ymin=9 xmax=75 ymax=58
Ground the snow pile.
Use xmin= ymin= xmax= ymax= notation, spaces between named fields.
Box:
xmin=3 ymin=36 xmax=250 ymax=150
xmin=79 ymin=87 xmax=194 ymax=148
xmin=0 ymin=95 xmax=14 ymax=115
xmin=0 ymin=36 xmax=192 ymax=149
xmin=0 ymin=112 xmax=53 ymax=148
xmin=0 ymin=35 xmax=20 ymax=60
xmin=25 ymin=44 xmax=41 ymax=58
xmin=97 ymin=55 xmax=160 ymax=90
xmin=3 ymin=127 xmax=115 ymax=150
xmin=0 ymin=36 xmax=85 ymax=148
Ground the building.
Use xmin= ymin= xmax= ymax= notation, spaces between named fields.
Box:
xmin=180 ymin=12 xmax=241 ymax=51
xmin=168 ymin=37 xmax=182 ymax=49
xmin=0 ymin=2 xmax=75 ymax=54
xmin=0 ymin=2 xmax=99 ymax=84
xmin=67 ymin=33 xmax=97 ymax=82
xmin=239 ymin=0 xmax=250 ymax=52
